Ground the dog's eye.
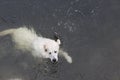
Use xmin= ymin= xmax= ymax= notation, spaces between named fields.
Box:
xmin=49 ymin=52 xmax=51 ymax=54
xmin=54 ymin=51 xmax=57 ymax=53
xmin=45 ymin=49 xmax=47 ymax=52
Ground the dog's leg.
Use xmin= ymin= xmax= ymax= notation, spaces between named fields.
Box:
xmin=59 ymin=49 xmax=72 ymax=63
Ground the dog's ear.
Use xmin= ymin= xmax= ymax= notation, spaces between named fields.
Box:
xmin=44 ymin=45 xmax=48 ymax=52
xmin=54 ymin=32 xmax=61 ymax=45
xmin=56 ymin=39 xmax=61 ymax=45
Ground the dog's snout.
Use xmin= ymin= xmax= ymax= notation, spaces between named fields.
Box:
xmin=52 ymin=59 xmax=57 ymax=63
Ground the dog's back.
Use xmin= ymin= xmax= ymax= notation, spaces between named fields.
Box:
xmin=0 ymin=27 xmax=38 ymax=51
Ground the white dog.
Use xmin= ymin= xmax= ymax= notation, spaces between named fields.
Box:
xmin=0 ymin=27 xmax=72 ymax=63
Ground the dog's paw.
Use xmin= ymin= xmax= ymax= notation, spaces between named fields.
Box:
xmin=66 ymin=56 xmax=72 ymax=64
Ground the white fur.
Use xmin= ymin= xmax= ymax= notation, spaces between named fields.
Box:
xmin=8 ymin=78 xmax=22 ymax=80
xmin=59 ymin=49 xmax=72 ymax=63
xmin=0 ymin=27 xmax=72 ymax=63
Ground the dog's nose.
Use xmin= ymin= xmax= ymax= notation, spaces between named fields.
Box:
xmin=52 ymin=59 xmax=57 ymax=63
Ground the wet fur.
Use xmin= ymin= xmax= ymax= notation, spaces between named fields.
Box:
xmin=0 ymin=26 xmax=72 ymax=63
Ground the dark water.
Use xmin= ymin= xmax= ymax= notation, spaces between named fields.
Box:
xmin=0 ymin=0 xmax=120 ymax=80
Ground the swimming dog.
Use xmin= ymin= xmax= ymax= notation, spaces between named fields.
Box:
xmin=0 ymin=27 xmax=72 ymax=63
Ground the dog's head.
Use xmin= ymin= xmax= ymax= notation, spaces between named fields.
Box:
xmin=43 ymin=39 xmax=61 ymax=63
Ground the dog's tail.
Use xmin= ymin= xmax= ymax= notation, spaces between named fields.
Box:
xmin=0 ymin=27 xmax=38 ymax=52
xmin=0 ymin=28 xmax=16 ymax=36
